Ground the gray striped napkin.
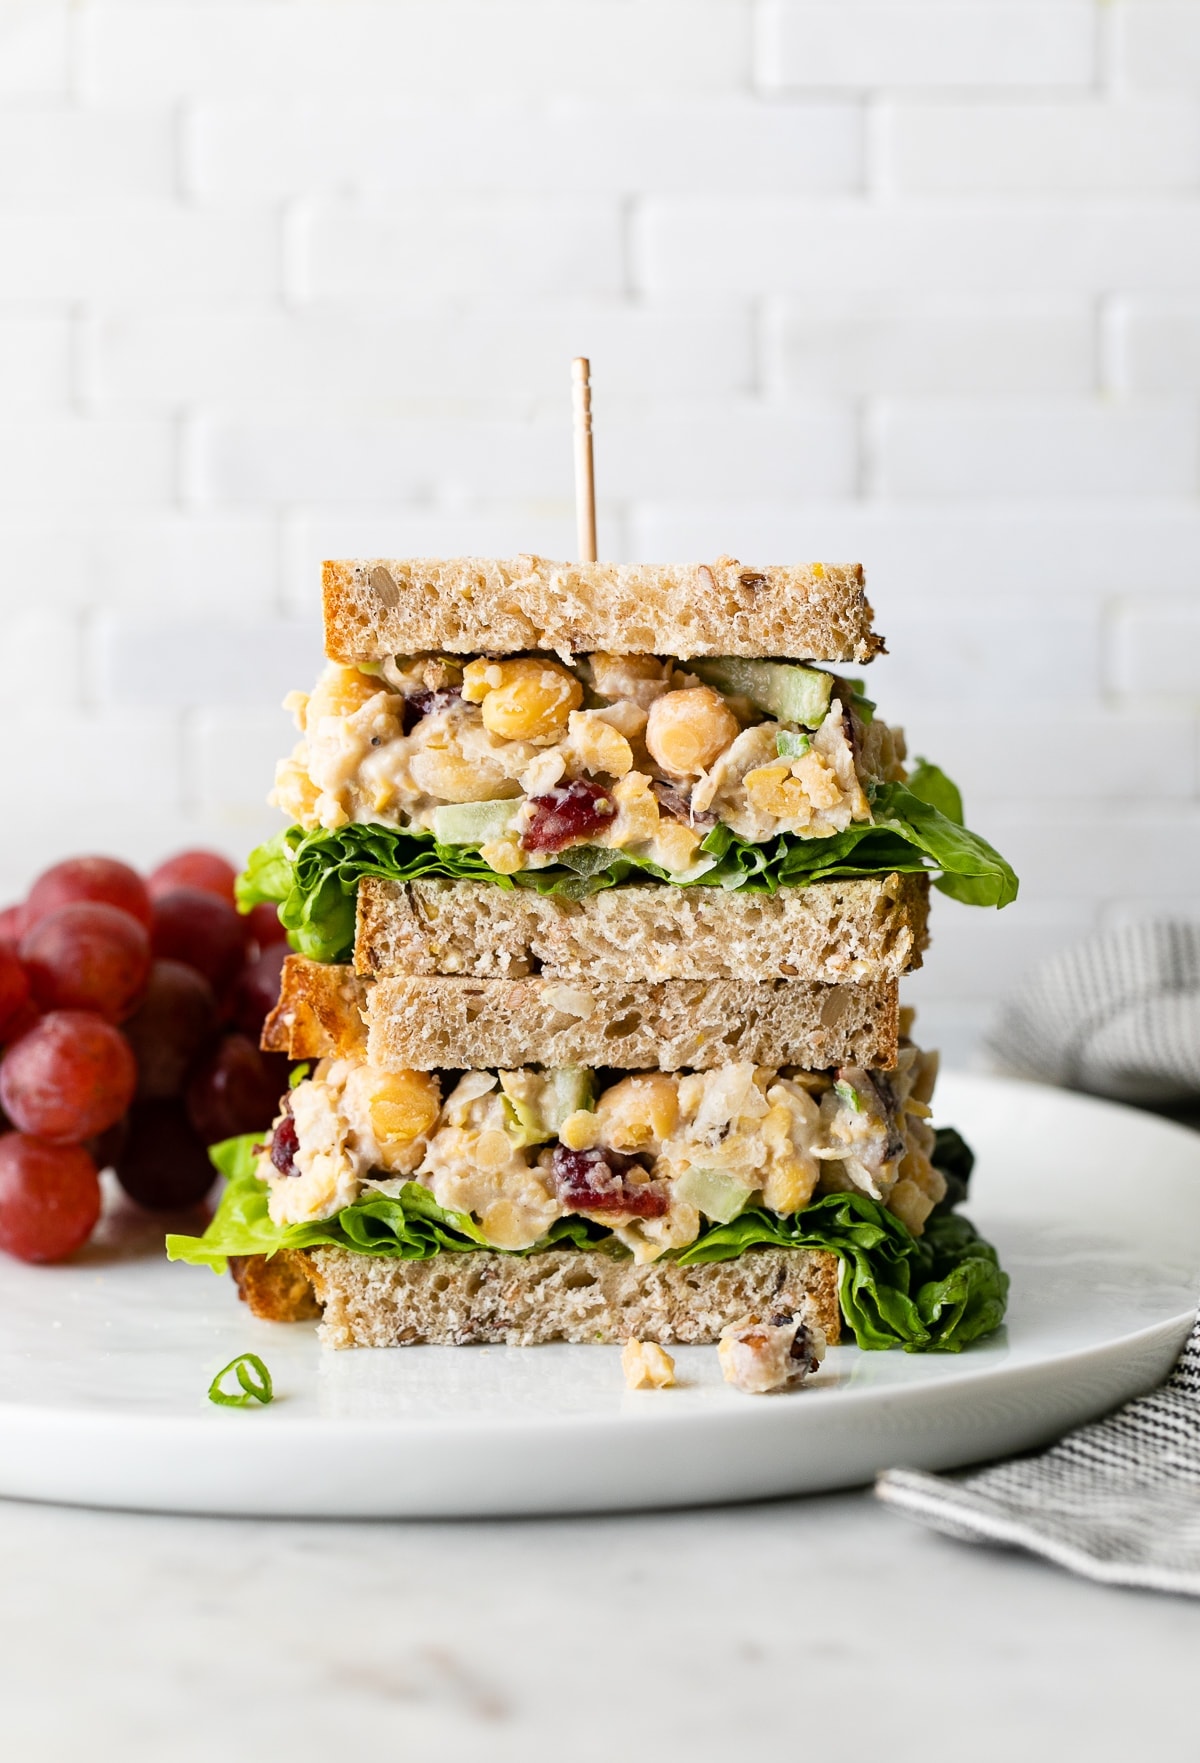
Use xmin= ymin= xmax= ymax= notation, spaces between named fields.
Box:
xmin=987 ymin=919 xmax=1200 ymax=1105
xmin=876 ymin=1313 xmax=1200 ymax=1595
xmin=878 ymin=920 xmax=1200 ymax=1594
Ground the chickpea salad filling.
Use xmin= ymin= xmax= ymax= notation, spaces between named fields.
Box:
xmin=241 ymin=653 xmax=1017 ymax=965
xmin=274 ymin=653 xmax=904 ymax=874
xmin=167 ymin=1036 xmax=1008 ymax=1353
xmin=265 ymin=1038 xmax=948 ymax=1251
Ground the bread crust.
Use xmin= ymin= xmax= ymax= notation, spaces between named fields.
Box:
xmin=355 ymin=873 xmax=929 ymax=984
xmin=262 ymin=956 xmax=368 ymax=1058
xmin=229 ymin=1250 xmax=322 ymax=1322
xmin=301 ymin=1245 xmax=842 ymax=1349
xmin=322 ymin=554 xmax=883 ymax=663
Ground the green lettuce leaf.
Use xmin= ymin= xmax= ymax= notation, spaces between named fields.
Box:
xmin=238 ymin=765 xmax=1017 ymax=964
xmin=676 ymin=1192 xmax=1008 ymax=1352
xmin=905 ymin=756 xmax=964 ymax=825
xmin=170 ymin=1138 xmax=1008 ymax=1353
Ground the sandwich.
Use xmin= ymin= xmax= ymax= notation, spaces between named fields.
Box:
xmin=238 ymin=556 xmax=1015 ymax=965
xmin=169 ymin=555 xmax=1014 ymax=1369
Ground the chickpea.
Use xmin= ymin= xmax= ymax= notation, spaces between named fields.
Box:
xmin=461 ymin=658 xmax=501 ymax=701
xmin=888 ymin=1178 xmax=936 ymax=1237
xmin=364 ymin=1069 xmax=441 ymax=1150
xmin=480 ymin=836 xmax=525 ymax=875
xmin=305 ymin=664 xmax=382 ymax=728
xmin=270 ymin=753 xmax=321 ymax=821
xmin=605 ymin=771 xmax=661 ymax=849
xmin=588 ymin=653 xmax=673 ymax=709
xmin=622 ymin=1339 xmax=676 ymax=1389
xmin=409 ymin=745 xmax=521 ymax=804
xmin=463 ymin=656 xmax=582 ymax=743
xmin=743 ymin=762 xmax=810 ymax=821
xmin=559 ymin=1108 xmax=602 ymax=1151
xmin=564 ymin=710 xmax=634 ymax=778
xmin=645 ymin=686 xmax=739 ymax=778
xmin=595 ymin=1073 xmax=680 ymax=1154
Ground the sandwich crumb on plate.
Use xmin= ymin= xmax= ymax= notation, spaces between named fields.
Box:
xmin=718 ymin=1312 xmax=827 ymax=1394
xmin=622 ymin=1339 xmax=676 ymax=1389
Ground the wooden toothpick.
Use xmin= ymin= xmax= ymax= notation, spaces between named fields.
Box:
xmin=571 ymin=357 xmax=597 ymax=563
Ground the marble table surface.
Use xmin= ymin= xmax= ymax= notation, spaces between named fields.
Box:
xmin=1 ymin=1486 xmax=1197 ymax=1762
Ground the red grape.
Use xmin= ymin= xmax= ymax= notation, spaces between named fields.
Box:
xmin=185 ymin=1033 xmax=288 ymax=1145
xmin=25 ymin=856 xmax=151 ymax=932
xmin=20 ymin=901 xmax=150 ymax=1023
xmin=87 ymin=1114 xmax=129 ymax=1171
xmin=1 ymin=997 xmax=40 ymax=1050
xmin=0 ymin=945 xmax=30 ymax=1039
xmin=122 ymin=959 xmax=218 ymax=1099
xmin=0 ymin=903 xmax=26 ymax=950
xmin=0 ymin=1133 xmax=102 ymax=1263
xmin=114 ymin=1100 xmax=217 ymax=1211
xmin=147 ymin=850 xmax=238 ymax=909
xmin=230 ymin=943 xmax=288 ymax=1042
xmin=245 ymin=899 xmax=286 ymax=953
xmin=0 ymin=1011 xmax=137 ymax=1144
xmin=150 ymin=888 xmax=246 ymax=994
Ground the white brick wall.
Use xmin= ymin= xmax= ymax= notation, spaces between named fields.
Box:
xmin=4 ymin=0 xmax=1200 ymax=1065
xmin=0 ymin=2 xmax=69 ymax=97
xmin=882 ymin=101 xmax=1200 ymax=195
xmin=758 ymin=3 xmax=1097 ymax=91
xmin=188 ymin=99 xmax=864 ymax=198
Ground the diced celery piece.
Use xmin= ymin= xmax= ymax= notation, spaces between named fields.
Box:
xmin=433 ymin=799 xmax=518 ymax=848
xmin=548 ymin=1067 xmax=595 ymax=1130
xmin=498 ymin=1069 xmax=596 ymax=1148
xmin=673 ymin=1165 xmax=754 ymax=1225
xmin=775 ymin=729 xmax=811 ymax=759
xmin=499 ymin=1071 xmax=551 ymax=1148
xmin=691 ymin=657 xmax=833 ymax=729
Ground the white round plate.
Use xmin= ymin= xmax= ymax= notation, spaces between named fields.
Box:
xmin=0 ymin=1073 xmax=1197 ymax=1518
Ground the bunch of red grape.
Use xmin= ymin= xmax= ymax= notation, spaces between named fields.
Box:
xmin=0 ymin=852 xmax=290 ymax=1265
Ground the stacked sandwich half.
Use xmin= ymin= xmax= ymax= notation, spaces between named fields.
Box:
xmin=171 ymin=556 xmax=1016 ymax=1364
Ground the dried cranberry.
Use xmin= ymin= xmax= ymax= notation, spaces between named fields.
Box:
xmin=551 ymin=1143 xmax=668 ymax=1217
xmin=269 ymin=1111 xmax=300 ymax=1178
xmin=402 ymin=686 xmax=462 ymax=733
xmin=522 ymin=780 xmax=615 ymax=854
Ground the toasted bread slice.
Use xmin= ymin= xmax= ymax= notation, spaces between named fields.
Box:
xmin=229 ymin=1251 xmax=322 ymax=1322
xmin=322 ymin=554 xmax=883 ymax=663
xmin=231 ymin=1245 xmax=841 ymax=1349
xmin=261 ymin=957 xmax=369 ymax=1059
xmin=355 ymin=872 xmax=929 ymax=984
xmin=264 ymin=955 xmax=900 ymax=1071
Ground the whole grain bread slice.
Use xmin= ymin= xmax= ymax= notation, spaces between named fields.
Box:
xmin=264 ymin=955 xmax=899 ymax=1071
xmin=323 ymin=554 xmax=883 ymax=662
xmin=355 ymin=872 xmax=929 ymax=984
xmin=231 ymin=1245 xmax=841 ymax=1349
xmin=367 ymin=972 xmax=898 ymax=1071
